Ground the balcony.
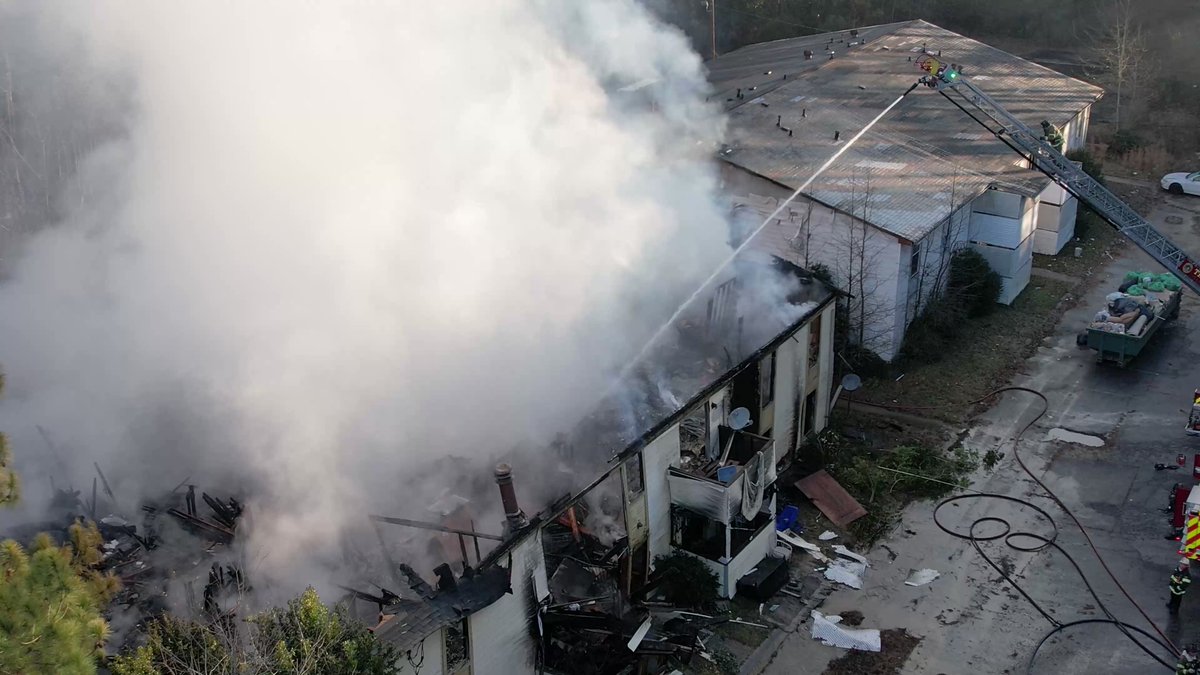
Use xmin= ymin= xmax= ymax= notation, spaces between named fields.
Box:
xmin=669 ymin=428 xmax=776 ymax=523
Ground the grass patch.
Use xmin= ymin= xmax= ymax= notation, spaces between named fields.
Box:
xmin=857 ymin=279 xmax=1072 ymax=422
xmin=810 ymin=429 xmax=978 ymax=546
xmin=714 ymin=619 xmax=770 ymax=649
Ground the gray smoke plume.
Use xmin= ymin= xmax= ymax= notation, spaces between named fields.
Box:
xmin=0 ymin=1 xmax=736 ymax=592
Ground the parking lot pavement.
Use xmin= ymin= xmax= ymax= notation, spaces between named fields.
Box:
xmin=763 ymin=194 xmax=1200 ymax=674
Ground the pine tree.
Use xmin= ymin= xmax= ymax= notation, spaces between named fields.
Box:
xmin=111 ymin=588 xmax=399 ymax=675
xmin=0 ymin=371 xmax=18 ymax=506
xmin=0 ymin=538 xmax=110 ymax=675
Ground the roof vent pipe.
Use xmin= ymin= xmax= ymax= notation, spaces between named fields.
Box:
xmin=494 ymin=463 xmax=528 ymax=534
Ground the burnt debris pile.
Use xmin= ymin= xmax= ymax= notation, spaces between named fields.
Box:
xmin=4 ymin=476 xmax=249 ymax=650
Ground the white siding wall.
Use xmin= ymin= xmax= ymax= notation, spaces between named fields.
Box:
xmin=771 ymin=339 xmax=798 ymax=460
xmin=724 ymin=513 xmax=778 ymax=598
xmin=1033 ymin=198 xmax=1078 ymax=255
xmin=721 ymin=164 xmax=905 ymax=361
xmin=973 ymin=235 xmax=1034 ymax=277
xmin=395 ymin=632 xmax=445 ymax=675
xmin=999 ymin=258 xmax=1034 ymax=305
xmin=968 ymin=189 xmax=1035 ymax=305
xmin=816 ymin=303 xmax=834 ymax=434
xmin=905 ymin=205 xmax=972 ymax=325
xmin=643 ymin=425 xmax=681 ymax=567
xmin=467 ymin=532 xmax=548 ymax=675
xmin=1062 ymin=105 xmax=1092 ymax=153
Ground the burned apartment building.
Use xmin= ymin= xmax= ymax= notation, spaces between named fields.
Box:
xmin=364 ymin=253 xmax=836 ymax=674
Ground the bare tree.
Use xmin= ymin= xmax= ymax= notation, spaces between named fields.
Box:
xmin=828 ymin=172 xmax=896 ymax=357
xmin=1087 ymin=0 xmax=1149 ymax=131
xmin=909 ymin=170 xmax=971 ymax=319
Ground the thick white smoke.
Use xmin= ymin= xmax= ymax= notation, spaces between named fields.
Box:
xmin=0 ymin=1 xmax=733 ymax=588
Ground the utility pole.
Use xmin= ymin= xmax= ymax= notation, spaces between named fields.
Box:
xmin=709 ymin=0 xmax=717 ymax=60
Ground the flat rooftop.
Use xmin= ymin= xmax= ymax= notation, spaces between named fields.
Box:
xmin=709 ymin=20 xmax=1104 ymax=242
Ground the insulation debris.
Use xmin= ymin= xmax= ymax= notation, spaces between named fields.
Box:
xmin=904 ymin=569 xmax=941 ymax=587
xmin=810 ymin=610 xmax=881 ymax=652
xmin=778 ymin=530 xmax=830 ymax=563
xmin=823 ymin=559 xmax=867 ymax=589
xmin=832 ymin=544 xmax=869 ymax=566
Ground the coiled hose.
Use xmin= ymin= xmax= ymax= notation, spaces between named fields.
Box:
xmin=886 ymin=386 xmax=1179 ymax=672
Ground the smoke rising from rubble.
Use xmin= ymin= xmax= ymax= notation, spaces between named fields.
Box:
xmin=0 ymin=1 xmax=771 ymax=592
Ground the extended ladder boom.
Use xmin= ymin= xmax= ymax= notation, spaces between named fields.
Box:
xmin=929 ymin=71 xmax=1200 ymax=297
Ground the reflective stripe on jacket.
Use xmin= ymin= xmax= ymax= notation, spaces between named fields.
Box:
xmin=1171 ymin=572 xmax=1192 ymax=596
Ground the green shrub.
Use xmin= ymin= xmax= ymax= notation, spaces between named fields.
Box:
xmin=947 ymin=249 xmax=1002 ymax=318
xmin=653 ymin=551 xmax=719 ymax=609
xmin=842 ymin=343 xmax=889 ymax=379
xmin=899 ymin=311 xmax=950 ymax=364
xmin=901 ymin=250 xmax=999 ymax=363
xmin=1066 ymin=149 xmax=1105 ymax=185
xmin=1074 ymin=207 xmax=1104 ymax=240
xmin=1106 ymin=129 xmax=1142 ymax=158
xmin=808 ymin=262 xmax=834 ymax=286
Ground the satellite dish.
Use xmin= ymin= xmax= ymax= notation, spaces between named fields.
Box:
xmin=841 ymin=373 xmax=862 ymax=392
xmin=728 ymin=407 xmax=752 ymax=431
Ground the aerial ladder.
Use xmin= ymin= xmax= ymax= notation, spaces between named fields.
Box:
xmin=914 ymin=55 xmax=1200 ymax=298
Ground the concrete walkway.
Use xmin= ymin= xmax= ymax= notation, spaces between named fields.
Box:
xmin=1030 ymin=267 xmax=1081 ymax=285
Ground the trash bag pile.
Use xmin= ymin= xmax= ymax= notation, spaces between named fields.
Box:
xmin=1089 ymin=272 xmax=1180 ymax=337
xmin=1121 ymin=270 xmax=1183 ymax=296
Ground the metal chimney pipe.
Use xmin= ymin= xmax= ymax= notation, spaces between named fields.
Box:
xmin=494 ymin=463 xmax=527 ymax=532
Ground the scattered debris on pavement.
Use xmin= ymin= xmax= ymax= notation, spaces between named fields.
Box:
xmin=823 ymin=559 xmax=867 ymax=589
xmin=904 ymin=569 xmax=940 ymax=587
xmin=810 ymin=610 xmax=881 ymax=651
xmin=832 ymin=544 xmax=869 ymax=565
xmin=839 ymin=610 xmax=864 ymax=626
xmin=821 ymin=628 xmax=922 ymax=675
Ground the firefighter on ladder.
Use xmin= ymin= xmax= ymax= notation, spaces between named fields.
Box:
xmin=1170 ymin=558 xmax=1192 ymax=613
xmin=1040 ymin=120 xmax=1065 ymax=153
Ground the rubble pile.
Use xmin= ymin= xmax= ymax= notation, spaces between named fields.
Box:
xmin=4 ymin=479 xmax=249 ymax=651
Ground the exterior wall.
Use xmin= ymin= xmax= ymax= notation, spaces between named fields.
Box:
xmin=815 ymin=302 xmax=834 ymax=434
xmin=395 ymin=632 xmax=445 ymax=675
xmin=904 ymin=205 xmax=972 ymax=327
xmin=968 ymin=188 xmax=1035 ymax=305
xmin=1032 ymin=178 xmax=1078 ymax=255
xmin=771 ymin=338 xmax=798 ymax=460
xmin=721 ymin=163 xmax=905 ymax=360
xmin=468 ymin=531 xmax=548 ymax=675
xmin=1033 ymin=198 xmax=1078 ymax=255
xmin=1061 ymin=105 xmax=1092 ymax=153
xmin=643 ymin=424 xmax=681 ymax=566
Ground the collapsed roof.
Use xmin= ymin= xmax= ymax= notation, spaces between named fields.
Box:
xmin=708 ymin=19 xmax=1104 ymax=242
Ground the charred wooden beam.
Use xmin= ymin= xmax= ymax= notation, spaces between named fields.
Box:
xmin=167 ymin=508 xmax=234 ymax=544
xmin=369 ymin=515 xmax=503 ymax=541
xmin=202 ymin=493 xmax=236 ymax=528
xmin=94 ymin=462 xmax=115 ymax=502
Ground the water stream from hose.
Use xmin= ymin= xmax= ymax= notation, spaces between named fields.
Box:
xmin=607 ymin=84 xmax=920 ymax=401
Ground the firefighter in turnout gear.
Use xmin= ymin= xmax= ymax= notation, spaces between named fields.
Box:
xmin=1040 ymin=120 xmax=1065 ymax=153
xmin=1170 ymin=559 xmax=1192 ymax=613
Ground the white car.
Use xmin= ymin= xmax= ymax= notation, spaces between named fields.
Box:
xmin=1161 ymin=171 xmax=1200 ymax=196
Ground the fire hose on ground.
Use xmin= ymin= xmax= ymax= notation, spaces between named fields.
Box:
xmin=878 ymin=386 xmax=1179 ymax=672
